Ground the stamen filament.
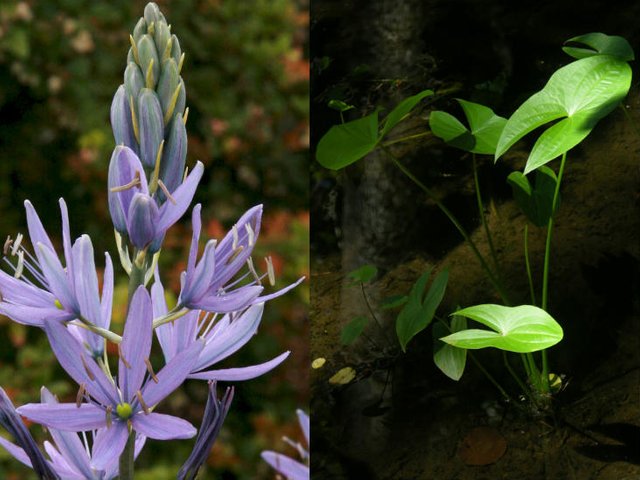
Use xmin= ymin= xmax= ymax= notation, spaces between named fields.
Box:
xmin=14 ymin=251 xmax=24 ymax=278
xmin=81 ymin=355 xmax=96 ymax=381
xmin=118 ymin=343 xmax=131 ymax=369
xmin=246 ymin=256 xmax=261 ymax=285
xmin=3 ymin=236 xmax=12 ymax=255
xmin=226 ymin=245 xmax=243 ymax=265
xmin=110 ymin=170 xmax=141 ymax=193
xmin=136 ymin=391 xmax=150 ymax=414
xmin=157 ymin=180 xmax=177 ymax=205
xmin=106 ymin=405 xmax=113 ymax=428
xmin=76 ymin=384 xmax=86 ymax=407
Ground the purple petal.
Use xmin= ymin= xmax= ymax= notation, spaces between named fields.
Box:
xmin=17 ymin=403 xmax=106 ymax=432
xmin=190 ymin=285 xmax=263 ymax=313
xmin=210 ymin=205 xmax=262 ymax=288
xmin=24 ymin=200 xmax=55 ymax=261
xmin=59 ymin=198 xmax=74 ymax=290
xmin=91 ymin=423 xmax=129 ymax=470
xmin=141 ymin=340 xmax=203 ymax=407
xmin=72 ymin=236 xmax=101 ymax=326
xmin=185 ymin=204 xmax=202 ymax=283
xmin=119 ymin=286 xmax=153 ymax=401
xmin=100 ymin=253 xmax=114 ymax=330
xmin=156 ymin=161 xmax=204 ymax=233
xmin=37 ymin=243 xmax=78 ymax=313
xmin=189 ymin=351 xmax=290 ymax=381
xmin=40 ymin=387 xmax=94 ymax=479
xmin=0 ymin=269 xmax=53 ymax=307
xmin=196 ymin=303 xmax=264 ymax=370
xmin=133 ymin=412 xmax=196 ymax=440
xmin=0 ymin=436 xmax=33 ymax=469
xmin=0 ymin=303 xmax=71 ymax=326
xmin=181 ymin=240 xmax=216 ymax=306
xmin=261 ymin=451 xmax=309 ymax=480
xmin=255 ymin=276 xmax=305 ymax=304
xmin=43 ymin=441 xmax=83 ymax=479
xmin=111 ymin=85 xmax=137 ymax=149
xmin=110 ymin=146 xmax=149 ymax=231
xmin=137 ymin=88 xmax=164 ymax=169
xmin=297 ymin=410 xmax=309 ymax=447
xmin=44 ymin=321 xmax=117 ymax=406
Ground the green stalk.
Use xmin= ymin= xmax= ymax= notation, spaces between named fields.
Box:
xmin=381 ymin=131 xmax=433 ymax=148
xmin=468 ymin=351 xmax=512 ymax=402
xmin=523 ymin=224 xmax=536 ymax=305
xmin=503 ymin=352 xmax=529 ymax=396
xmin=119 ymin=431 xmax=135 ymax=480
xmin=384 ymin=147 xmax=511 ymax=304
xmin=472 ymin=153 xmax=500 ymax=274
xmin=540 ymin=151 xmax=568 ymax=392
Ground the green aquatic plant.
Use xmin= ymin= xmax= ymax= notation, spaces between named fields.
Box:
xmin=316 ymin=32 xmax=633 ymax=405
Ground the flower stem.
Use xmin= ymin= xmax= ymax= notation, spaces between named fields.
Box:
xmin=383 ymin=147 xmax=511 ymax=304
xmin=119 ymin=430 xmax=135 ymax=480
xmin=472 ymin=153 xmax=501 ymax=275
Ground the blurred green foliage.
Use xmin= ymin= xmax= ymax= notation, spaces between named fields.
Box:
xmin=0 ymin=1 xmax=308 ymax=479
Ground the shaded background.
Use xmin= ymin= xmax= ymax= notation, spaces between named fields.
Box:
xmin=0 ymin=1 xmax=308 ymax=478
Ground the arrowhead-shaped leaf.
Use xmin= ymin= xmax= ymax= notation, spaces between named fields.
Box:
xmin=430 ymin=99 xmax=507 ymax=155
xmin=507 ymin=166 xmax=559 ymax=227
xmin=396 ymin=268 xmax=449 ymax=351
xmin=433 ymin=315 xmax=467 ymax=381
xmin=495 ymin=55 xmax=632 ymax=173
xmin=316 ymin=111 xmax=379 ymax=169
xmin=440 ymin=304 xmax=563 ymax=353
xmin=563 ymin=32 xmax=634 ymax=61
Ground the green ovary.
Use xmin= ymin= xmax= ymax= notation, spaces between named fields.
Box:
xmin=54 ymin=299 xmax=64 ymax=310
xmin=116 ymin=402 xmax=133 ymax=420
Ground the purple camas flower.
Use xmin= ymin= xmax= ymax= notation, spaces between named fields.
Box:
xmin=153 ymin=272 xmax=291 ymax=381
xmin=262 ymin=409 xmax=310 ymax=480
xmin=0 ymin=387 xmax=145 ymax=479
xmin=108 ymin=145 xmax=203 ymax=252
xmin=17 ymin=287 xmax=203 ymax=466
xmin=0 ymin=199 xmax=113 ymax=356
xmin=176 ymin=204 xmax=304 ymax=313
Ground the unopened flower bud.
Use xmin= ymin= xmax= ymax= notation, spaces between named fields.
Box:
xmin=136 ymin=34 xmax=159 ymax=88
xmin=158 ymin=114 xmax=187 ymax=203
xmin=110 ymin=85 xmax=137 ymax=151
xmin=124 ymin=62 xmax=144 ymax=105
xmin=137 ymin=88 xmax=164 ymax=169
xmin=144 ymin=2 xmax=166 ymax=25
xmin=157 ymin=58 xmax=184 ymax=122
xmin=108 ymin=146 xmax=148 ymax=235
xmin=127 ymin=193 xmax=159 ymax=249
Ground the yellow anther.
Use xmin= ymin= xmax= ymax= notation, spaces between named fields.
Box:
xmin=76 ymin=384 xmax=86 ymax=407
xmin=136 ymin=391 xmax=150 ymax=414
xmin=144 ymin=358 xmax=159 ymax=383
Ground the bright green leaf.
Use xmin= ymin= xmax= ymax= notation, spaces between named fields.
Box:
xmin=563 ymin=32 xmax=634 ymax=61
xmin=341 ymin=316 xmax=370 ymax=345
xmin=316 ymin=111 xmax=379 ymax=169
xmin=440 ymin=304 xmax=563 ymax=353
xmin=433 ymin=316 xmax=467 ymax=381
xmin=430 ymin=99 xmax=507 ymax=154
xmin=380 ymin=89 xmax=434 ymax=138
xmin=396 ymin=268 xmax=449 ymax=351
xmin=495 ymin=55 xmax=632 ymax=173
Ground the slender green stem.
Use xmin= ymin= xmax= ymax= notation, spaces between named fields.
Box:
xmin=383 ymin=147 xmax=510 ymax=304
xmin=71 ymin=318 xmax=122 ymax=344
xmin=472 ymin=153 xmax=501 ymax=275
xmin=503 ymin=352 xmax=529 ymax=395
xmin=468 ymin=351 xmax=512 ymax=402
xmin=380 ymin=131 xmax=433 ymax=148
xmin=119 ymin=430 xmax=135 ymax=480
xmin=540 ymin=151 xmax=568 ymax=392
xmin=523 ymin=224 xmax=536 ymax=305
xmin=128 ymin=261 xmax=147 ymax=304
xmin=525 ymin=352 xmax=541 ymax=391
xmin=152 ymin=307 xmax=190 ymax=329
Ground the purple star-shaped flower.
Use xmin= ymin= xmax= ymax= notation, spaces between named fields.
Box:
xmin=177 ymin=204 xmax=303 ymax=314
xmin=0 ymin=199 xmax=113 ymax=356
xmin=17 ymin=286 xmax=203 ymax=467
xmin=153 ymin=272 xmax=290 ymax=382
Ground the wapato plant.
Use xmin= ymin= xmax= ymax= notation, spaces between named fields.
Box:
xmin=0 ymin=3 xmax=306 ymax=479
xmin=317 ymin=32 xmax=632 ymax=407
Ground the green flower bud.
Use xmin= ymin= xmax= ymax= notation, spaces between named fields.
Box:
xmin=154 ymin=21 xmax=172 ymax=56
xmin=132 ymin=17 xmax=146 ymax=43
xmin=159 ymin=113 xmax=187 ymax=202
xmin=124 ymin=63 xmax=144 ymax=103
xmin=144 ymin=2 xmax=166 ymax=26
xmin=137 ymin=34 xmax=160 ymax=88
xmin=137 ymin=88 xmax=164 ymax=169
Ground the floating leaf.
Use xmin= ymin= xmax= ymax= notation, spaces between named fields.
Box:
xmin=396 ymin=268 xmax=449 ymax=352
xmin=347 ymin=264 xmax=378 ymax=284
xmin=495 ymin=55 xmax=632 ymax=173
xmin=440 ymin=304 xmax=563 ymax=353
xmin=340 ymin=316 xmax=369 ymax=345
xmin=507 ymin=166 xmax=560 ymax=227
xmin=328 ymin=99 xmax=355 ymax=112
xmin=311 ymin=358 xmax=326 ymax=369
xmin=316 ymin=111 xmax=379 ymax=169
xmin=433 ymin=316 xmax=467 ymax=381
xmin=563 ymin=32 xmax=634 ymax=61
xmin=329 ymin=367 xmax=356 ymax=385
xmin=430 ymin=99 xmax=507 ymax=154
xmin=380 ymin=89 xmax=434 ymax=137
